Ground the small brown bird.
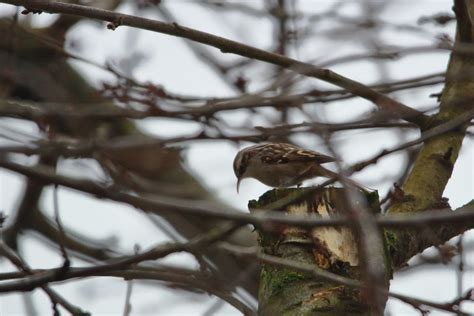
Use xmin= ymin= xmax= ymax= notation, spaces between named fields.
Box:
xmin=233 ymin=143 xmax=345 ymax=193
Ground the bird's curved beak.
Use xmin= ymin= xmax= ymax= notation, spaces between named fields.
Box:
xmin=236 ymin=177 xmax=242 ymax=194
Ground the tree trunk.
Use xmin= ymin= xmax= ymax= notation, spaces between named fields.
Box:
xmin=251 ymin=188 xmax=387 ymax=316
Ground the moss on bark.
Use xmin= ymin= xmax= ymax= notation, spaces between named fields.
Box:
xmin=386 ymin=1 xmax=474 ymax=268
xmin=251 ymin=188 xmax=384 ymax=316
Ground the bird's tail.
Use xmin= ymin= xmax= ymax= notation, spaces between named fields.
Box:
xmin=319 ymin=166 xmax=373 ymax=192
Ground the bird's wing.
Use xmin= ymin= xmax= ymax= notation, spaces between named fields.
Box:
xmin=260 ymin=143 xmax=337 ymax=164
xmin=282 ymin=148 xmax=337 ymax=164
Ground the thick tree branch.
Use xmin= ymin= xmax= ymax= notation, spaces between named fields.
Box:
xmin=387 ymin=0 xmax=474 ymax=268
xmin=389 ymin=199 xmax=474 ymax=269
xmin=1 ymin=239 xmax=470 ymax=315
xmin=0 ymin=228 xmax=253 ymax=315
xmin=218 ymin=243 xmax=471 ymax=316
xmin=0 ymin=18 xmax=261 ymax=298
xmin=0 ymin=158 xmax=473 ymax=232
xmin=0 ymin=0 xmax=428 ymax=125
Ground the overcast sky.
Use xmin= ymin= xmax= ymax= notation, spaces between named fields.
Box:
xmin=0 ymin=1 xmax=473 ymax=315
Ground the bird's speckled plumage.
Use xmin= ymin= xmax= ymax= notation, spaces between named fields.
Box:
xmin=233 ymin=143 xmax=338 ymax=191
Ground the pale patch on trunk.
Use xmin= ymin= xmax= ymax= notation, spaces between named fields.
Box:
xmin=285 ymin=197 xmax=359 ymax=266
xmin=311 ymin=203 xmax=359 ymax=266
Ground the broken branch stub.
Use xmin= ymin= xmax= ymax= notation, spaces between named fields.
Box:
xmin=249 ymin=187 xmax=383 ymax=316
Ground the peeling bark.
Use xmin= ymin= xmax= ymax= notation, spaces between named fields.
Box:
xmin=251 ymin=188 xmax=387 ymax=316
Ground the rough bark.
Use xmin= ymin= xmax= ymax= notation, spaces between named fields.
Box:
xmin=387 ymin=0 xmax=474 ymax=269
xmin=251 ymin=188 xmax=387 ymax=316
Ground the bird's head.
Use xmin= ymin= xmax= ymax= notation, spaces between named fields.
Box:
xmin=233 ymin=146 xmax=256 ymax=193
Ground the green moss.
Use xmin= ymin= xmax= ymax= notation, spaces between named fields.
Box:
xmin=250 ymin=188 xmax=318 ymax=211
xmin=384 ymin=230 xmax=398 ymax=255
xmin=248 ymin=199 xmax=260 ymax=210
xmin=259 ymin=264 xmax=312 ymax=315
xmin=268 ymin=269 xmax=308 ymax=297
xmin=365 ymin=190 xmax=381 ymax=214
xmin=256 ymin=187 xmax=384 ymax=315
xmin=383 ymin=230 xmax=398 ymax=273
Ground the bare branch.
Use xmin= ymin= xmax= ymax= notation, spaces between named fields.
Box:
xmin=0 ymin=241 xmax=89 ymax=315
xmin=0 ymin=157 xmax=472 ymax=234
xmin=0 ymin=0 xmax=428 ymax=125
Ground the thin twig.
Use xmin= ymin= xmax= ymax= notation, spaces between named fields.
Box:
xmin=0 ymin=0 xmax=428 ymax=125
xmin=0 ymin=241 xmax=89 ymax=315
xmin=217 ymin=242 xmax=471 ymax=315
xmin=53 ymin=184 xmax=70 ymax=268
xmin=0 ymin=157 xmax=472 ymax=230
